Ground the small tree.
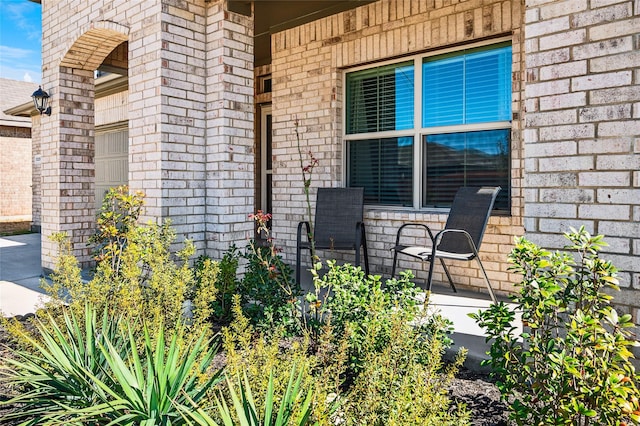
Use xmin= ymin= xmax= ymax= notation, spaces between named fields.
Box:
xmin=472 ymin=227 xmax=640 ymax=425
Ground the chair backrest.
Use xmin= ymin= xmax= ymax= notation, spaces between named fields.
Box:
xmin=313 ymin=187 xmax=364 ymax=249
xmin=437 ymin=186 xmax=501 ymax=254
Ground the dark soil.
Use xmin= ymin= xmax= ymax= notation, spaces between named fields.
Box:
xmin=449 ymin=367 xmax=509 ymax=425
xmin=0 ymin=318 xmax=509 ymax=425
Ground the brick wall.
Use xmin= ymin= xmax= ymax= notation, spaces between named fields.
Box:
xmin=203 ymin=2 xmax=255 ymax=259
xmin=524 ymin=1 xmax=640 ymax=314
xmin=40 ymin=1 xmax=133 ymax=268
xmin=31 ymin=115 xmax=41 ymax=231
xmin=0 ymin=135 xmax=32 ymax=223
xmin=272 ymin=0 xmax=526 ymax=295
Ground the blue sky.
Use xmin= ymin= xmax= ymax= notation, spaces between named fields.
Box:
xmin=0 ymin=0 xmax=42 ymax=83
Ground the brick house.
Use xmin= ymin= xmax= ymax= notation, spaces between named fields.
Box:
xmin=0 ymin=78 xmax=38 ymax=234
xmin=18 ymin=0 xmax=640 ymax=317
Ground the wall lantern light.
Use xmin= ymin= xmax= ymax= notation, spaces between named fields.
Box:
xmin=31 ymin=86 xmax=51 ymax=116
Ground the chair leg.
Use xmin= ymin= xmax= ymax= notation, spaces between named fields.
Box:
xmin=426 ymin=254 xmax=437 ymax=293
xmin=296 ymin=244 xmax=302 ymax=285
xmin=362 ymin=237 xmax=369 ymax=277
xmin=439 ymin=258 xmax=457 ymax=293
xmin=391 ymin=251 xmax=398 ymax=278
xmin=476 ymin=257 xmax=497 ymax=304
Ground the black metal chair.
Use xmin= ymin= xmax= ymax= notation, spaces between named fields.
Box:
xmin=391 ymin=186 xmax=501 ymax=303
xmin=296 ymin=187 xmax=369 ymax=284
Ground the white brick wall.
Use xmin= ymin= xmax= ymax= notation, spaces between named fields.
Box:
xmin=39 ymin=0 xmax=254 ymax=268
xmin=524 ymin=0 xmax=640 ymax=315
xmin=204 ymin=1 xmax=255 ymax=260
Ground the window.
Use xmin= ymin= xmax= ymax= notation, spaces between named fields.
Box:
xmin=346 ymin=61 xmax=414 ymax=134
xmin=345 ymin=42 xmax=512 ymax=211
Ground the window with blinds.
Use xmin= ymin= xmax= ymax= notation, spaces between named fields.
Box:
xmin=422 ymin=44 xmax=512 ymax=127
xmin=347 ymin=137 xmax=413 ymax=206
xmin=346 ymin=61 xmax=414 ymax=134
xmin=345 ymin=41 xmax=512 ymax=212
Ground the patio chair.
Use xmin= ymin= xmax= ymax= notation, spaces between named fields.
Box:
xmin=296 ymin=187 xmax=369 ymax=284
xmin=391 ymin=186 xmax=501 ymax=303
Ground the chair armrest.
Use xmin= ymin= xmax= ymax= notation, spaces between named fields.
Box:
xmin=433 ymin=228 xmax=478 ymax=255
xmin=393 ymin=223 xmax=436 ymax=249
xmin=297 ymin=221 xmax=311 ymax=244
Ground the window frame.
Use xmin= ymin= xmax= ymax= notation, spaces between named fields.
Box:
xmin=343 ymin=36 xmax=513 ymax=213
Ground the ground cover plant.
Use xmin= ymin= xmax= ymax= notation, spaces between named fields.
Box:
xmin=472 ymin=227 xmax=640 ymax=425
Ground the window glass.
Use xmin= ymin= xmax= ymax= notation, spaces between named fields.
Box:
xmin=423 ymin=44 xmax=512 ymax=127
xmin=346 ymin=62 xmax=414 ymax=134
xmin=348 ymin=137 xmax=413 ymax=206
xmin=423 ymin=129 xmax=510 ymax=210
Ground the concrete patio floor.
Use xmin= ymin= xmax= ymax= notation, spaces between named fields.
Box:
xmin=0 ymin=232 xmax=521 ymax=370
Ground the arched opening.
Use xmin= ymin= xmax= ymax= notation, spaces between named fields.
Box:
xmin=40 ymin=23 xmax=129 ymax=269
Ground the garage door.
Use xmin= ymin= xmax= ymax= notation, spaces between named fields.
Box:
xmin=95 ymin=127 xmax=128 ymax=209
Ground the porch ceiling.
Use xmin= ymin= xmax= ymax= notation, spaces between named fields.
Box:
xmin=230 ymin=0 xmax=377 ymax=67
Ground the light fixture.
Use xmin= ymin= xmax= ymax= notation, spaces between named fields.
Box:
xmin=31 ymin=86 xmax=51 ymax=116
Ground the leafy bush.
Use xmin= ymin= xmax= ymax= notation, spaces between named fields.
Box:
xmin=234 ymin=211 xmax=303 ymax=336
xmin=194 ymin=246 xmax=241 ymax=322
xmin=42 ymin=186 xmax=218 ymax=342
xmin=88 ymin=185 xmax=144 ymax=274
xmin=217 ymin=293 xmax=467 ymax=426
xmin=344 ymin=307 xmax=469 ymax=425
xmin=316 ymin=261 xmax=453 ymax=372
xmin=218 ymin=296 xmax=336 ymax=425
xmin=0 ymin=304 xmax=222 ymax=425
xmin=471 ymin=227 xmax=640 ymax=425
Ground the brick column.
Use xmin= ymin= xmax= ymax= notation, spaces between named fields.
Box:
xmin=127 ymin=1 xmax=209 ymax=251
xmin=204 ymin=1 xmax=255 ymax=259
xmin=40 ymin=67 xmax=96 ymax=269
xmin=31 ymin=114 xmax=42 ymax=232
xmin=523 ymin=0 xmax=640 ymax=293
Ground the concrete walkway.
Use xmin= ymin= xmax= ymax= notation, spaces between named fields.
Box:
xmin=0 ymin=232 xmax=520 ymax=369
xmin=0 ymin=233 xmax=50 ymax=317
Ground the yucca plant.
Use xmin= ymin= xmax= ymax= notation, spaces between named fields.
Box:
xmin=89 ymin=322 xmax=222 ymax=425
xmin=216 ymin=365 xmax=315 ymax=426
xmin=0 ymin=305 xmax=125 ymax=424
xmin=0 ymin=304 xmax=223 ymax=425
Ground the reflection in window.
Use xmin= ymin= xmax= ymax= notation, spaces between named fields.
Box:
xmin=348 ymin=137 xmax=413 ymax=206
xmin=423 ymin=129 xmax=510 ymax=210
xmin=423 ymin=44 xmax=512 ymax=127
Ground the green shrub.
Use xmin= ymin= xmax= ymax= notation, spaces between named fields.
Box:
xmin=471 ymin=227 xmax=640 ymax=425
xmin=0 ymin=304 xmax=222 ymax=425
xmin=195 ymin=246 xmax=241 ymax=322
xmin=317 ymin=261 xmax=452 ymax=372
xmin=306 ymin=262 xmax=467 ymax=425
xmin=88 ymin=185 xmax=144 ymax=274
xmin=344 ymin=307 xmax=469 ymax=425
xmin=237 ymin=211 xmax=303 ymax=336
xmin=42 ymin=186 xmax=218 ymax=343
xmin=217 ymin=296 xmax=336 ymax=425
